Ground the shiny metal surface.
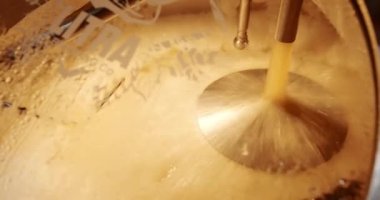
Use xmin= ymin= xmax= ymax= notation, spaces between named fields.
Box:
xmin=352 ymin=0 xmax=380 ymax=199
xmin=274 ymin=0 xmax=303 ymax=43
xmin=197 ymin=69 xmax=347 ymax=173
xmin=233 ymin=0 xmax=250 ymax=50
xmin=200 ymin=0 xmax=348 ymax=173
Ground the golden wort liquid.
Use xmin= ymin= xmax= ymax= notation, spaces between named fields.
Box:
xmin=264 ymin=41 xmax=292 ymax=101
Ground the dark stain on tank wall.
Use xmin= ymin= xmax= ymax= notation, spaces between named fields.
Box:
xmin=2 ymin=101 xmax=12 ymax=108
xmin=0 ymin=47 xmax=17 ymax=68
xmin=310 ymin=179 xmax=362 ymax=200
xmin=0 ymin=30 xmax=58 ymax=69
xmin=17 ymin=106 xmax=27 ymax=115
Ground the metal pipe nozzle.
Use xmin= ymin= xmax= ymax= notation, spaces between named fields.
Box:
xmin=234 ymin=0 xmax=251 ymax=50
xmin=275 ymin=0 xmax=304 ymax=43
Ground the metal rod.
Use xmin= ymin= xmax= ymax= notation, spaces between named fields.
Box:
xmin=275 ymin=0 xmax=304 ymax=43
xmin=234 ymin=0 xmax=251 ymax=50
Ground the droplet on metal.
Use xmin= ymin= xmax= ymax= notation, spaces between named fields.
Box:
xmin=233 ymin=36 xmax=249 ymax=50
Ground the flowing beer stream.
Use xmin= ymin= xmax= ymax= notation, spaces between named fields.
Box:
xmin=264 ymin=42 xmax=292 ymax=101
xmin=265 ymin=0 xmax=302 ymax=101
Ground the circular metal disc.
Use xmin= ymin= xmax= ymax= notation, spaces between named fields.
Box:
xmin=197 ymin=69 xmax=348 ymax=173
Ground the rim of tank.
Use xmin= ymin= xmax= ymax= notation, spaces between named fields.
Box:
xmin=352 ymin=0 xmax=380 ymax=199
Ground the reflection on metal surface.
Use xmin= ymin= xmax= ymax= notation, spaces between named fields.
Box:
xmin=233 ymin=0 xmax=251 ymax=50
xmin=197 ymin=69 xmax=348 ymax=173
